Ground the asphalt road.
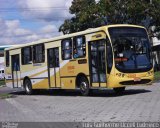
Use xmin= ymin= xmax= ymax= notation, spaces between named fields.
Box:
xmin=0 ymin=81 xmax=160 ymax=122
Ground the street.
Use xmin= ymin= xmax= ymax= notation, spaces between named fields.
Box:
xmin=0 ymin=81 xmax=160 ymax=122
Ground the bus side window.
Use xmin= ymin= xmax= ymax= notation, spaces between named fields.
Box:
xmin=55 ymin=48 xmax=59 ymax=67
xmin=73 ymin=36 xmax=86 ymax=58
xmin=6 ymin=51 xmax=10 ymax=67
xmin=62 ymin=39 xmax=72 ymax=60
xmin=21 ymin=46 xmax=32 ymax=65
xmin=33 ymin=44 xmax=45 ymax=63
xmin=106 ymin=38 xmax=113 ymax=74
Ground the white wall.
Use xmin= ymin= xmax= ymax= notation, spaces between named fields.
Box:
xmin=0 ymin=57 xmax=4 ymax=70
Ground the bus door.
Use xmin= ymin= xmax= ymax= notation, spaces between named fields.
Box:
xmin=47 ymin=48 xmax=60 ymax=88
xmin=89 ymin=40 xmax=107 ymax=88
xmin=11 ymin=54 xmax=21 ymax=88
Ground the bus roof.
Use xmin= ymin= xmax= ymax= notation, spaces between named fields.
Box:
xmin=5 ymin=24 xmax=145 ymax=51
xmin=0 ymin=45 xmax=14 ymax=50
xmin=0 ymin=45 xmax=20 ymax=51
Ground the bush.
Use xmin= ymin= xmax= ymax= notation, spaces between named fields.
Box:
xmin=154 ymin=71 xmax=160 ymax=82
xmin=0 ymin=80 xmax=5 ymax=86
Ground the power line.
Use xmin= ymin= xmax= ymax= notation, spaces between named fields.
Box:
xmin=0 ymin=18 xmax=72 ymax=23
xmin=0 ymin=7 xmax=69 ymax=9
xmin=0 ymin=7 xmax=69 ymax=12
xmin=0 ymin=31 xmax=60 ymax=38
xmin=0 ymin=15 xmax=73 ymax=23
xmin=3 ymin=18 xmax=68 ymax=20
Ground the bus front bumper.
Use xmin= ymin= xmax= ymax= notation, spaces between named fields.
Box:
xmin=108 ymin=75 xmax=154 ymax=88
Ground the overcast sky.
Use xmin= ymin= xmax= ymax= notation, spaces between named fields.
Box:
xmin=0 ymin=0 xmax=73 ymax=45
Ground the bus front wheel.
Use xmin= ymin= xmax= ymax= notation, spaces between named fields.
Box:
xmin=113 ymin=87 xmax=125 ymax=94
xmin=79 ymin=77 xmax=90 ymax=96
xmin=24 ymin=79 xmax=33 ymax=95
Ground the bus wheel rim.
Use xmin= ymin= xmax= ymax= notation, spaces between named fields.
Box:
xmin=80 ymin=82 xmax=87 ymax=92
xmin=26 ymin=82 xmax=30 ymax=92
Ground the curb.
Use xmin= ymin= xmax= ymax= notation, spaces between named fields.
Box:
xmin=0 ymin=85 xmax=6 ymax=88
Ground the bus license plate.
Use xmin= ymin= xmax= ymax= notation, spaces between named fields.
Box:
xmin=128 ymin=74 xmax=136 ymax=78
xmin=134 ymin=77 xmax=141 ymax=82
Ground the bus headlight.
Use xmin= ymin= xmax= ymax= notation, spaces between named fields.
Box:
xmin=147 ymin=71 xmax=153 ymax=76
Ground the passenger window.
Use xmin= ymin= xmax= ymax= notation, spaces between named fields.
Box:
xmin=54 ymin=48 xmax=59 ymax=67
xmin=2 ymin=70 xmax=4 ymax=73
xmin=48 ymin=49 xmax=54 ymax=68
xmin=33 ymin=44 xmax=45 ymax=63
xmin=62 ymin=39 xmax=72 ymax=60
xmin=22 ymin=47 xmax=32 ymax=65
xmin=73 ymin=36 xmax=86 ymax=58
xmin=48 ymin=48 xmax=59 ymax=68
xmin=6 ymin=51 xmax=9 ymax=67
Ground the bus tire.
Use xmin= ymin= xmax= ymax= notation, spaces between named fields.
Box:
xmin=79 ymin=77 xmax=90 ymax=96
xmin=24 ymin=78 xmax=33 ymax=95
xmin=113 ymin=87 xmax=125 ymax=94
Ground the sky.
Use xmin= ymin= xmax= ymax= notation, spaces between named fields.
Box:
xmin=0 ymin=0 xmax=73 ymax=45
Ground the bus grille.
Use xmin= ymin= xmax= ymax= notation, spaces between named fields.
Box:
xmin=120 ymin=79 xmax=151 ymax=85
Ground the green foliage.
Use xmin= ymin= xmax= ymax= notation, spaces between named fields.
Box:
xmin=59 ymin=0 xmax=100 ymax=34
xmin=59 ymin=0 xmax=160 ymax=36
xmin=0 ymin=94 xmax=13 ymax=99
xmin=154 ymin=71 xmax=160 ymax=82
xmin=0 ymin=80 xmax=5 ymax=86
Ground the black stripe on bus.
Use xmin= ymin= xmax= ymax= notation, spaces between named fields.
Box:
xmin=60 ymin=75 xmax=90 ymax=78
xmin=20 ymin=77 xmax=48 ymax=80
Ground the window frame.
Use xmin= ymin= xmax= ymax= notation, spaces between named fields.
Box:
xmin=5 ymin=51 xmax=10 ymax=67
xmin=106 ymin=38 xmax=113 ymax=74
xmin=33 ymin=44 xmax=45 ymax=63
xmin=21 ymin=46 xmax=32 ymax=65
xmin=61 ymin=38 xmax=72 ymax=60
xmin=73 ymin=35 xmax=86 ymax=59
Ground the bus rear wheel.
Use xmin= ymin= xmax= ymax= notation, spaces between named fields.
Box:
xmin=113 ymin=87 xmax=125 ymax=94
xmin=79 ymin=77 xmax=90 ymax=96
xmin=24 ymin=79 xmax=33 ymax=95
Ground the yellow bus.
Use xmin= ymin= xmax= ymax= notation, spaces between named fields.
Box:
xmin=4 ymin=24 xmax=154 ymax=96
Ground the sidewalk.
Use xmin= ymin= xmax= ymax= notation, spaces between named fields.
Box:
xmin=0 ymin=86 xmax=23 ymax=95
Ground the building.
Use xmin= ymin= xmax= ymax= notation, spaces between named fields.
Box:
xmin=0 ymin=45 xmax=15 ymax=71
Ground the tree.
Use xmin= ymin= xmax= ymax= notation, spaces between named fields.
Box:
xmin=59 ymin=0 xmax=160 ymax=37
xmin=59 ymin=0 xmax=100 ymax=34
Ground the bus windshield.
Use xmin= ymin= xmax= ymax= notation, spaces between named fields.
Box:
xmin=109 ymin=27 xmax=152 ymax=73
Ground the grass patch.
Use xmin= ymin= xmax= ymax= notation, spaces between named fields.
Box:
xmin=0 ymin=80 xmax=5 ymax=86
xmin=154 ymin=71 xmax=160 ymax=82
xmin=0 ymin=93 xmax=13 ymax=99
